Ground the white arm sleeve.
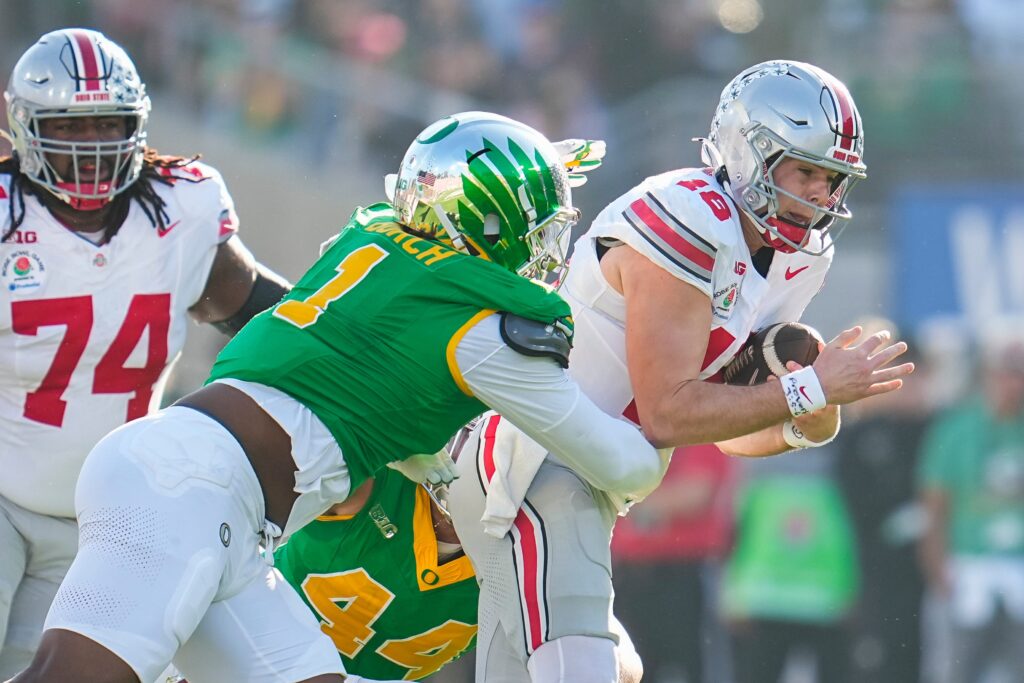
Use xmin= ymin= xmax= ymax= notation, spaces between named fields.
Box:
xmin=454 ymin=314 xmax=668 ymax=498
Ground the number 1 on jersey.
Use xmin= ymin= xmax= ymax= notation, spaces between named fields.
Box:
xmin=275 ymin=244 xmax=389 ymax=328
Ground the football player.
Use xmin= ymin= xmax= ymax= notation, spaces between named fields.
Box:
xmin=10 ymin=111 xmax=669 ymax=683
xmin=273 ymin=468 xmax=478 ymax=682
xmin=448 ymin=60 xmax=915 ymax=682
xmin=0 ymin=28 xmax=290 ymax=677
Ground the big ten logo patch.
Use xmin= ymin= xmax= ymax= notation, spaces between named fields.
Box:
xmin=9 ymin=230 xmax=37 ymax=244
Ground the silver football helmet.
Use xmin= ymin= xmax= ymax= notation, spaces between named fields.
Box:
xmin=387 ymin=111 xmax=579 ymax=280
xmin=4 ymin=28 xmax=151 ymax=210
xmin=700 ymin=60 xmax=866 ymax=255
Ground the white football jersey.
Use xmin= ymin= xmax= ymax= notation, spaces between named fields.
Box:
xmin=562 ymin=166 xmax=832 ymax=426
xmin=0 ymin=160 xmax=239 ymax=517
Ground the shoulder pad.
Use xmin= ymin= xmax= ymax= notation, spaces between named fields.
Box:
xmin=499 ymin=313 xmax=571 ymax=369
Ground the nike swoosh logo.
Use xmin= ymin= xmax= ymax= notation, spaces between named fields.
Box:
xmin=785 ymin=265 xmax=809 ymax=280
xmin=799 ymin=386 xmax=812 ymax=403
xmin=781 ymin=114 xmax=808 ymax=126
xmin=157 ymin=220 xmax=181 ymax=237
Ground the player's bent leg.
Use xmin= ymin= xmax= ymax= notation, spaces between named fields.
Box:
xmin=8 ymin=628 xmax=141 ymax=683
xmin=29 ymin=409 xmax=268 ymax=683
xmin=526 ymin=635 xmax=617 ymax=683
xmin=172 ymin=567 xmax=344 ymax=683
xmin=451 ymin=450 xmax=619 ymax=682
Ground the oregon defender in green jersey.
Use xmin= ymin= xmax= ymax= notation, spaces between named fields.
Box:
xmin=207 ymin=201 xmax=571 ymax=497
xmin=22 ymin=111 xmax=668 ymax=683
xmin=275 ymin=468 xmax=478 ymax=681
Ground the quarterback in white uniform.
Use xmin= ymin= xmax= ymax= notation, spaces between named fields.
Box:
xmin=0 ymin=29 xmax=289 ymax=676
xmin=449 ymin=60 xmax=915 ymax=682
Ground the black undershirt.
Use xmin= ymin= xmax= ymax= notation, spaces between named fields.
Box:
xmin=751 ymin=246 xmax=774 ymax=278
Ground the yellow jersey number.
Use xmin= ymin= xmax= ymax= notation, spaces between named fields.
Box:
xmin=301 ymin=569 xmax=476 ymax=681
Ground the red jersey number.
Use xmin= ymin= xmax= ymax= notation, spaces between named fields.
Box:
xmin=677 ymin=178 xmax=732 ymax=222
xmin=11 ymin=294 xmax=172 ymax=427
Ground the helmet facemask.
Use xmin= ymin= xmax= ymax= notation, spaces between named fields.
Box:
xmin=738 ymin=126 xmax=863 ymax=255
xmin=11 ymin=106 xmax=148 ymax=210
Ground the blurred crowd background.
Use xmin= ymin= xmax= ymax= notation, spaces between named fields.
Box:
xmin=3 ymin=1 xmax=1023 ymax=681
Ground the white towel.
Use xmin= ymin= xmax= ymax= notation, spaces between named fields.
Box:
xmin=476 ymin=413 xmax=551 ymax=538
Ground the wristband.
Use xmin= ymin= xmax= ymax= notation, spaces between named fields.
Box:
xmin=782 ymin=419 xmax=836 ymax=449
xmin=780 ymin=366 xmax=826 ymax=417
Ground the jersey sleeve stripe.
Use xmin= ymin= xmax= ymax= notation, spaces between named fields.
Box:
xmin=632 ymin=196 xmax=716 ymax=269
xmin=645 ymin=193 xmax=717 ymax=252
xmin=623 ymin=199 xmax=714 ymax=283
xmin=622 ymin=210 xmax=711 ymax=284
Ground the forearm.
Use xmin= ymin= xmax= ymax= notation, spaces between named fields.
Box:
xmin=717 ymin=404 xmax=841 ymax=457
xmin=640 ymin=379 xmax=794 ymax=448
xmin=716 ymin=422 xmax=789 ymax=457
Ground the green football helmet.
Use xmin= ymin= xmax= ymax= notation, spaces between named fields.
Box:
xmin=389 ymin=111 xmax=580 ymax=279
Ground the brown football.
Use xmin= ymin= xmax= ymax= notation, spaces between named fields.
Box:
xmin=722 ymin=322 xmax=824 ymax=386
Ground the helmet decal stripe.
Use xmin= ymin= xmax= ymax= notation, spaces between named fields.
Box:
xmin=463 ymin=163 xmax=516 ymax=233
xmin=534 ymin=150 xmax=559 ymax=219
xmin=821 ymin=73 xmax=857 ymax=152
xmin=478 ymin=140 xmax=529 ymax=225
xmin=70 ymin=30 xmax=102 ymax=91
xmin=507 ymin=143 xmax=548 ymax=218
xmin=507 ymin=140 xmax=550 ymax=220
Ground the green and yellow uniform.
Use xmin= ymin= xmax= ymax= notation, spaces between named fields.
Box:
xmin=207 ymin=203 xmax=571 ymax=490
xmin=275 ymin=468 xmax=479 ymax=680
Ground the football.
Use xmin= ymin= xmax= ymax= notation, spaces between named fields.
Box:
xmin=722 ymin=322 xmax=824 ymax=386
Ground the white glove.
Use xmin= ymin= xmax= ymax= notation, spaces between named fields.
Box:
xmin=551 ymin=138 xmax=607 ymax=187
xmin=387 ymin=447 xmax=459 ymax=485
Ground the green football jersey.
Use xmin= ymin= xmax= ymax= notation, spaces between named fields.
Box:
xmin=274 ymin=468 xmax=480 ymax=681
xmin=207 ymin=203 xmax=571 ymax=489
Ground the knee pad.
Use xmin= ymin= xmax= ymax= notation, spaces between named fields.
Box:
xmin=164 ymin=551 xmax=221 ymax=645
xmin=527 ymin=635 xmax=617 ymax=683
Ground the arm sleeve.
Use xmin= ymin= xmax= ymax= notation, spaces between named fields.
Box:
xmin=454 ymin=314 xmax=669 ymax=498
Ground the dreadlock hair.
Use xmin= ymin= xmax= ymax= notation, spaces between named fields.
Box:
xmin=0 ymin=147 xmax=207 ymax=244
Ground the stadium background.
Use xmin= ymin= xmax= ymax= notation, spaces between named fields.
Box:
xmin=2 ymin=1 xmax=1022 ymax=681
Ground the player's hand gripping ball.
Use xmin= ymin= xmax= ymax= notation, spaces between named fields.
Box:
xmin=722 ymin=322 xmax=824 ymax=386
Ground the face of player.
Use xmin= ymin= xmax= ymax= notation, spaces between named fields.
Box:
xmin=37 ymin=115 xmax=130 ymax=186
xmin=771 ymin=157 xmax=840 ymax=230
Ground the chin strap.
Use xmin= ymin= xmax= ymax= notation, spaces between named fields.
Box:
xmin=54 ymin=182 xmax=114 ymax=211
